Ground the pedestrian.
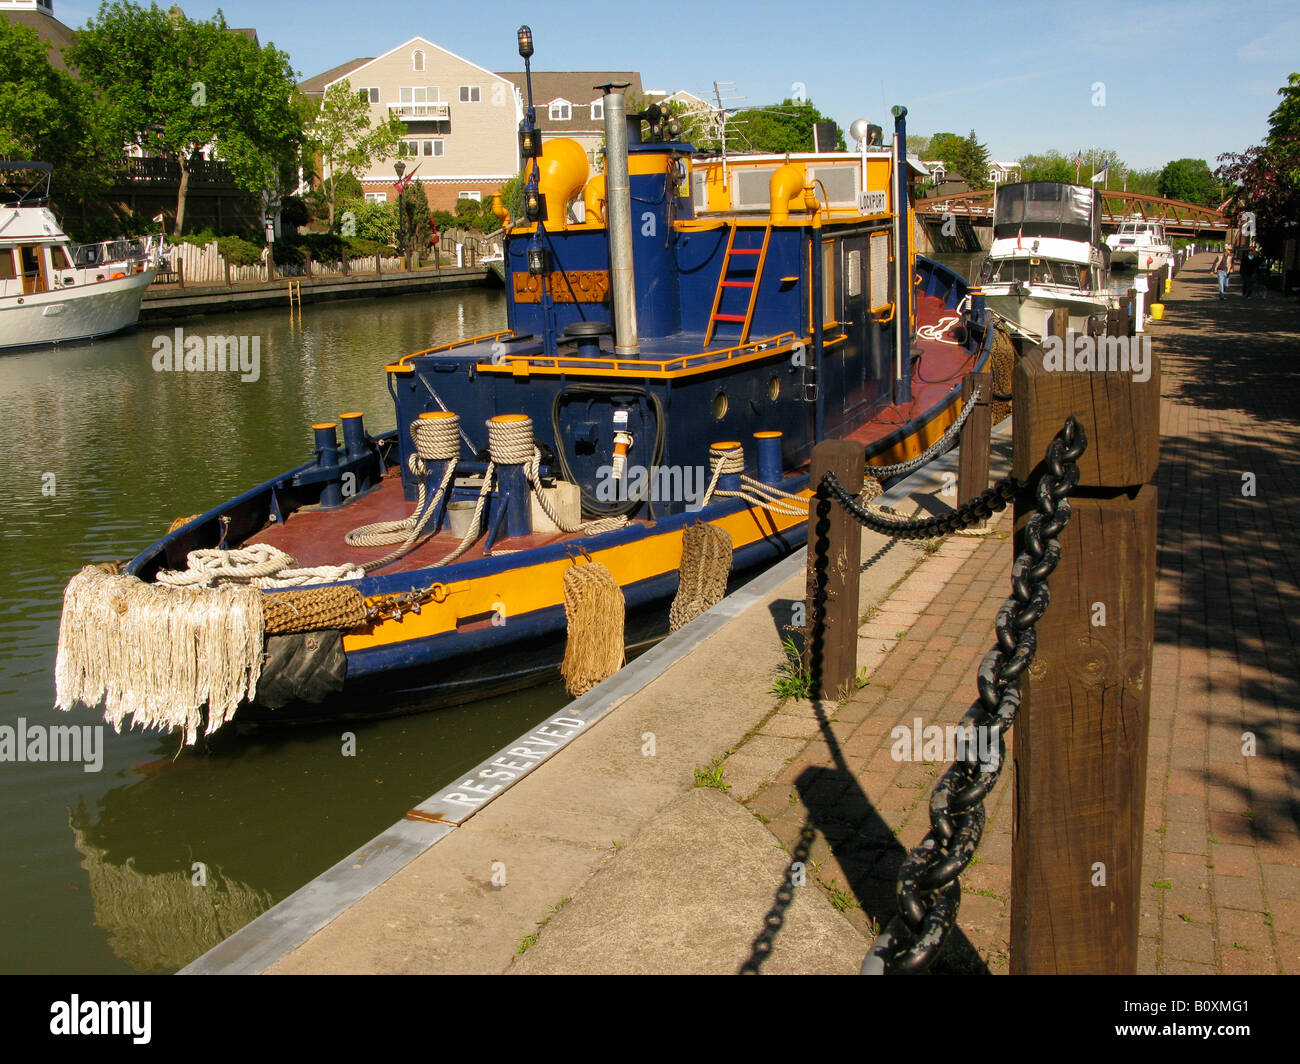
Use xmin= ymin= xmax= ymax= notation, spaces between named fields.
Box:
xmin=1240 ymin=248 xmax=1260 ymax=298
xmin=1212 ymin=250 xmax=1230 ymax=298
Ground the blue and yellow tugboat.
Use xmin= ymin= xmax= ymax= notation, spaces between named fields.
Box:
xmin=56 ymin=29 xmax=998 ymax=743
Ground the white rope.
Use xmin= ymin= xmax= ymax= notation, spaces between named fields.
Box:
xmin=915 ymin=314 xmax=964 ymax=345
xmin=699 ymin=445 xmax=809 ymax=517
xmin=494 ymin=416 xmax=627 ymax=537
xmin=346 ymin=414 xmax=461 ymax=570
xmin=154 ymin=544 xmax=363 ymax=589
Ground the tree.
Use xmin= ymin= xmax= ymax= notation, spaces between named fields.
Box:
xmin=69 ymin=2 xmax=307 ymax=234
xmin=926 ymin=132 xmax=988 ymax=186
xmin=728 ymin=98 xmax=844 ymax=154
xmin=953 ymin=130 xmax=991 ymax=190
xmin=1158 ymin=158 xmax=1220 ymax=206
xmin=0 ymin=19 xmax=114 ymax=221
xmin=1018 ymin=151 xmax=1075 ymax=183
xmin=306 ymin=79 xmax=403 ymax=232
xmin=397 ymin=179 xmax=431 ymax=255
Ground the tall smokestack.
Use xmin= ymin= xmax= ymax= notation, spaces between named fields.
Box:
xmin=601 ymin=86 xmax=640 ymax=355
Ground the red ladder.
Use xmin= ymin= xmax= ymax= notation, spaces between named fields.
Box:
xmin=704 ymin=223 xmax=773 ymax=347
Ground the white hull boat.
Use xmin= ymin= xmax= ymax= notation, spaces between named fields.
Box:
xmin=977 ymin=182 xmax=1111 ymax=340
xmin=1 ymin=161 xmax=161 ymax=352
xmin=1106 ymin=220 xmax=1173 ymax=272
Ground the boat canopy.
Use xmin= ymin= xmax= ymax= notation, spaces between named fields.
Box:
xmin=993 ymin=182 xmax=1097 ymax=244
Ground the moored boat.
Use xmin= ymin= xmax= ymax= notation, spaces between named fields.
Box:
xmin=1106 ymin=219 xmax=1173 ymax=272
xmin=0 ymin=162 xmax=162 ymax=351
xmin=55 ymin=32 xmax=1000 ymax=744
xmin=977 ymin=180 xmax=1111 ymax=339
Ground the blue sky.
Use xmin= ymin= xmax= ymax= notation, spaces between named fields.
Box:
xmin=55 ymin=0 xmax=1300 ymax=171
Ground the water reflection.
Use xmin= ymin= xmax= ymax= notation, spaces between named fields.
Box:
xmin=0 ymin=288 xmax=591 ymax=974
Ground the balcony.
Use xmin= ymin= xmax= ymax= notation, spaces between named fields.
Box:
xmin=389 ymin=103 xmax=451 ymax=121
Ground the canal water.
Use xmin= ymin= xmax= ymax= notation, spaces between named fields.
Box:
xmin=0 ymin=287 xmax=597 ymax=974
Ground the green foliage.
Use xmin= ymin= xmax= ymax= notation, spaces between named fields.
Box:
xmin=69 ymin=2 xmax=305 ymax=233
xmin=1158 ymin=158 xmax=1221 ymax=206
xmin=693 ymin=756 xmax=729 ymax=791
xmin=306 ymin=79 xmax=403 ymax=231
xmin=397 ymin=180 xmax=431 ymax=252
xmin=497 ymin=172 xmax=525 ymax=222
xmin=0 ymin=18 xmax=115 ymax=211
xmin=729 ymin=98 xmax=844 ymax=154
xmin=925 ymin=131 xmax=990 ymax=189
xmin=771 ymin=635 xmax=812 ymax=700
xmin=279 ymin=195 xmax=310 ymax=229
xmin=1017 ymin=151 xmax=1075 ymax=184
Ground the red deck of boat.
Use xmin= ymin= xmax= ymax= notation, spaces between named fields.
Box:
xmin=254 ymin=292 xmax=976 ymax=571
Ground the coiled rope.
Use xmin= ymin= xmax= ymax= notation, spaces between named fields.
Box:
xmin=345 ymin=413 xmax=460 ymax=570
xmin=154 ymin=544 xmax=363 ymax=589
xmin=699 ymin=445 xmax=810 ymax=517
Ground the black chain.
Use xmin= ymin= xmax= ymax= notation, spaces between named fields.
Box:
xmin=822 ymin=470 xmax=1018 ymax=539
xmin=843 ymin=416 xmax=1086 ymax=974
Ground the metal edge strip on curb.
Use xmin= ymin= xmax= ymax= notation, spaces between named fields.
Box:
xmin=179 ymin=534 xmax=812 ymax=974
xmin=180 ymin=416 xmax=1013 ymax=976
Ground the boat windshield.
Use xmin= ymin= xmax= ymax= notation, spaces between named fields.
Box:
xmin=994 ymin=182 xmax=1097 ymax=244
xmin=980 ymin=257 xmax=1089 ymax=289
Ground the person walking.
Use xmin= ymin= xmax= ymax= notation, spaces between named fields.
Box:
xmin=1240 ymin=248 xmax=1260 ymax=298
xmin=1213 ymin=250 xmax=1231 ymax=298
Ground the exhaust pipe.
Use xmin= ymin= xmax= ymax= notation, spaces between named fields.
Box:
xmin=601 ymin=87 xmax=640 ymax=355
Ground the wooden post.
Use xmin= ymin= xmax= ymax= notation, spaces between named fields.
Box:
xmin=376 ymin=250 xmax=383 ymax=277
xmin=1049 ymin=306 xmax=1070 ymax=340
xmin=224 ymin=256 xmax=232 ymax=287
xmin=957 ymin=372 xmax=991 ymax=526
xmin=177 ymin=257 xmax=185 ymax=290
xmin=1009 ymin=333 xmax=1160 ymax=974
xmin=1126 ymin=288 xmax=1138 ymax=336
xmin=342 ymin=247 xmax=349 ymax=276
xmin=802 ymin=439 xmax=863 ymax=702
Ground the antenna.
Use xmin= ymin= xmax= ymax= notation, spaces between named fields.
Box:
xmin=711 ymin=81 xmax=744 ymax=188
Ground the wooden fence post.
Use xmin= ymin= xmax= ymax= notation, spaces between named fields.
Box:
xmin=342 ymin=247 xmax=349 ymax=276
xmin=802 ymin=439 xmax=863 ymax=702
xmin=177 ymin=256 xmax=185 ymax=290
xmin=957 ymin=372 xmax=991 ymax=525
xmin=1009 ymin=327 xmax=1160 ymax=973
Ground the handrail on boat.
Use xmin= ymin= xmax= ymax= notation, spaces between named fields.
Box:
xmin=476 ymin=331 xmax=802 ymax=378
xmin=395 ymin=329 xmax=516 ymax=367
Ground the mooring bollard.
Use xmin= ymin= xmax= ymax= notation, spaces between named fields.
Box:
xmin=957 ymin=372 xmax=992 ymax=528
xmin=1009 ymin=329 xmax=1160 ymax=973
xmin=802 ymin=439 xmax=863 ymax=701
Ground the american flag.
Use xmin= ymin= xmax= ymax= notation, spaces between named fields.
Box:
xmin=1074 ymin=152 xmax=1083 ymax=168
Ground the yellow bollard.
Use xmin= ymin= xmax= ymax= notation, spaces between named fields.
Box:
xmin=1164 ymin=278 xmax=1172 ymax=294
xmin=1150 ymin=303 xmax=1165 ymax=321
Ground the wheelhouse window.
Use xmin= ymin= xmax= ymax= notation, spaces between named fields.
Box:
xmin=0 ymin=249 xmax=15 ymax=281
xmin=548 ymin=100 xmax=571 ymax=121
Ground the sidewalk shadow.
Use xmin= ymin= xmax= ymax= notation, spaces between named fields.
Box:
xmin=739 ymin=694 xmax=989 ymax=975
xmin=1154 ymin=261 xmax=1300 ymax=843
xmin=743 ymin=494 xmax=989 ymax=974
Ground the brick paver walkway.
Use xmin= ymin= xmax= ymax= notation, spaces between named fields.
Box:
xmin=730 ymin=253 xmax=1300 ymax=974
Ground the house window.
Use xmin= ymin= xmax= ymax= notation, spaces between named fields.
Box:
xmin=398 ymin=141 xmax=419 ymax=157
xmin=458 ymin=191 xmax=481 ymax=202
xmin=358 ymin=87 xmax=379 ymax=104
xmin=400 ymin=87 xmax=433 ymax=104
xmin=548 ymin=100 xmax=571 ymax=121
xmin=590 ymin=99 xmax=603 ymax=120
xmin=459 ymin=85 xmax=480 ymax=103
xmin=423 ymin=141 xmax=444 ymax=156
xmin=365 ymin=192 xmax=387 ymax=203
xmin=412 ymin=49 xmax=425 ymax=72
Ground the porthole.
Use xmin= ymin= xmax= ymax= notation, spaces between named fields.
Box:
xmin=713 ymin=392 xmax=728 ymax=420
xmin=768 ymin=376 xmax=780 ymax=401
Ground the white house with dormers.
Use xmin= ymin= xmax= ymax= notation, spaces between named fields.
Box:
xmin=988 ymin=160 xmax=1021 ymax=183
xmin=300 ymin=37 xmax=521 ymax=210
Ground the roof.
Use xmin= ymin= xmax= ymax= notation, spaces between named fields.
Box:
xmin=496 ymin=71 xmax=644 ymax=131
xmin=299 ymin=57 xmax=373 ymax=97
xmin=0 ymin=10 xmax=75 ymax=70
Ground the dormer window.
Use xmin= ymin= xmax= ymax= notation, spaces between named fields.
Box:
xmin=590 ymin=99 xmax=604 ymax=120
xmin=548 ymin=99 xmax=571 ymax=121
xmin=412 ymin=49 xmax=425 ymax=72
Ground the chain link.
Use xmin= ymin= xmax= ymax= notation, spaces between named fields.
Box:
xmin=849 ymin=415 xmax=1086 ymax=974
xmin=823 ymin=469 xmax=1017 ymax=539
xmin=865 ymin=388 xmax=982 ymax=481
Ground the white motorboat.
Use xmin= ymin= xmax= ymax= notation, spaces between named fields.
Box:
xmin=1106 ymin=219 xmax=1173 ymax=271
xmin=977 ymin=181 xmax=1111 ymax=340
xmin=1 ymin=162 xmax=162 ymax=351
